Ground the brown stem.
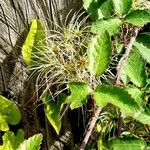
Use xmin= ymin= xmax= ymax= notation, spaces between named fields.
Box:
xmin=117 ymin=111 xmax=123 ymax=137
xmin=79 ymin=27 xmax=139 ymax=149
xmin=79 ymin=107 xmax=101 ymax=150
xmin=115 ymin=27 xmax=139 ymax=85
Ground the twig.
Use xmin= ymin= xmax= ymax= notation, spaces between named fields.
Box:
xmin=117 ymin=111 xmax=123 ymax=137
xmin=79 ymin=107 xmax=101 ymax=150
xmin=0 ymin=65 xmax=6 ymax=92
xmin=79 ymin=27 xmax=139 ymax=150
xmin=115 ymin=27 xmax=139 ymax=84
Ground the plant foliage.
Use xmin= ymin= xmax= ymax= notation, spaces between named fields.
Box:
xmin=94 ymin=85 xmax=140 ymax=115
xmin=17 ymin=134 xmax=43 ymax=150
xmin=66 ymin=82 xmax=92 ymax=109
xmin=0 ymin=129 xmax=24 ymax=150
xmin=124 ymin=46 xmax=147 ymax=87
xmin=109 ymin=136 xmax=146 ymax=150
xmin=0 ymin=95 xmax=21 ymax=131
xmin=22 ymin=19 xmax=46 ymax=66
xmin=88 ymin=31 xmax=112 ymax=76
xmin=18 ymin=0 xmax=150 ymax=148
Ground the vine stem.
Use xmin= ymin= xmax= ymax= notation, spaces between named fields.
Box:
xmin=115 ymin=27 xmax=139 ymax=84
xmin=79 ymin=27 xmax=139 ymax=150
xmin=79 ymin=107 xmax=101 ymax=150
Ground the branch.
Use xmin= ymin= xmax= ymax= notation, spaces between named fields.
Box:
xmin=115 ymin=27 xmax=139 ymax=84
xmin=79 ymin=107 xmax=101 ymax=150
xmin=79 ymin=27 xmax=139 ymax=150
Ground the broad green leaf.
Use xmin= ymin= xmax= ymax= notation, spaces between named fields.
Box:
xmin=83 ymin=0 xmax=113 ymax=20
xmin=98 ymin=0 xmax=114 ymax=19
xmin=135 ymin=107 xmax=150 ymax=125
xmin=22 ymin=19 xmax=46 ymax=66
xmin=41 ymin=92 xmax=66 ymax=134
xmin=94 ymin=85 xmax=140 ymax=116
xmin=66 ymin=82 xmax=92 ymax=109
xmin=125 ymin=86 xmax=144 ymax=106
xmin=88 ymin=31 xmax=112 ymax=76
xmin=124 ymin=10 xmax=150 ymax=27
xmin=0 ymin=129 xmax=24 ymax=150
xmin=121 ymin=71 xmax=130 ymax=85
xmin=112 ymin=0 xmax=132 ymax=16
xmin=0 ymin=114 xmax=9 ymax=131
xmin=0 ymin=95 xmax=21 ymax=128
xmin=83 ymin=0 xmax=106 ymax=10
xmin=109 ymin=136 xmax=146 ymax=150
xmin=134 ymin=33 xmax=150 ymax=63
xmin=124 ymin=46 xmax=147 ymax=87
xmin=17 ymin=134 xmax=43 ymax=150
xmin=91 ymin=18 xmax=122 ymax=35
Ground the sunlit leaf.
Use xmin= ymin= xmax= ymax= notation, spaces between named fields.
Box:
xmin=98 ymin=0 xmax=114 ymax=19
xmin=88 ymin=31 xmax=112 ymax=76
xmin=91 ymin=18 xmax=122 ymax=35
xmin=97 ymin=136 xmax=103 ymax=150
xmin=82 ymin=0 xmax=113 ymax=20
xmin=112 ymin=0 xmax=132 ymax=16
xmin=22 ymin=19 xmax=46 ymax=66
xmin=66 ymin=82 xmax=92 ymax=109
xmin=134 ymin=33 xmax=150 ymax=63
xmin=124 ymin=10 xmax=150 ymax=27
xmin=41 ymin=92 xmax=66 ymax=134
xmin=83 ymin=0 xmax=106 ymax=10
xmin=0 ymin=114 xmax=9 ymax=131
xmin=17 ymin=134 xmax=43 ymax=150
xmin=135 ymin=107 xmax=150 ymax=125
xmin=124 ymin=46 xmax=147 ymax=87
xmin=0 ymin=95 xmax=21 ymax=130
xmin=94 ymin=85 xmax=140 ymax=116
xmin=125 ymin=86 xmax=144 ymax=106
xmin=120 ymin=71 xmax=130 ymax=85
xmin=109 ymin=136 xmax=146 ymax=150
xmin=0 ymin=129 xmax=24 ymax=150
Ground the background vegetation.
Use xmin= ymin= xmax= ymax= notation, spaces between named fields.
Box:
xmin=0 ymin=0 xmax=150 ymax=149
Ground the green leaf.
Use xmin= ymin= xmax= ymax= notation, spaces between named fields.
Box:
xmin=97 ymin=136 xmax=103 ymax=150
xmin=112 ymin=0 xmax=132 ymax=16
xmin=0 ymin=129 xmax=24 ymax=150
xmin=135 ymin=107 xmax=150 ymax=125
xmin=98 ymin=0 xmax=114 ymax=19
xmin=41 ymin=92 xmax=66 ymax=134
xmin=83 ymin=0 xmax=113 ymax=20
xmin=124 ymin=46 xmax=147 ymax=87
xmin=83 ymin=0 xmax=106 ymax=10
xmin=17 ymin=134 xmax=43 ymax=150
xmin=124 ymin=10 xmax=150 ymax=27
xmin=125 ymin=86 xmax=144 ymax=106
xmin=0 ymin=95 xmax=21 ymax=130
xmin=22 ymin=19 xmax=46 ymax=66
xmin=134 ymin=33 xmax=150 ymax=63
xmin=146 ymin=143 xmax=150 ymax=150
xmin=88 ymin=31 xmax=112 ymax=76
xmin=120 ymin=71 xmax=130 ymax=85
xmin=94 ymin=85 xmax=140 ymax=116
xmin=66 ymin=82 xmax=92 ymax=109
xmin=109 ymin=136 xmax=146 ymax=150
xmin=91 ymin=18 xmax=122 ymax=35
xmin=0 ymin=114 xmax=9 ymax=131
